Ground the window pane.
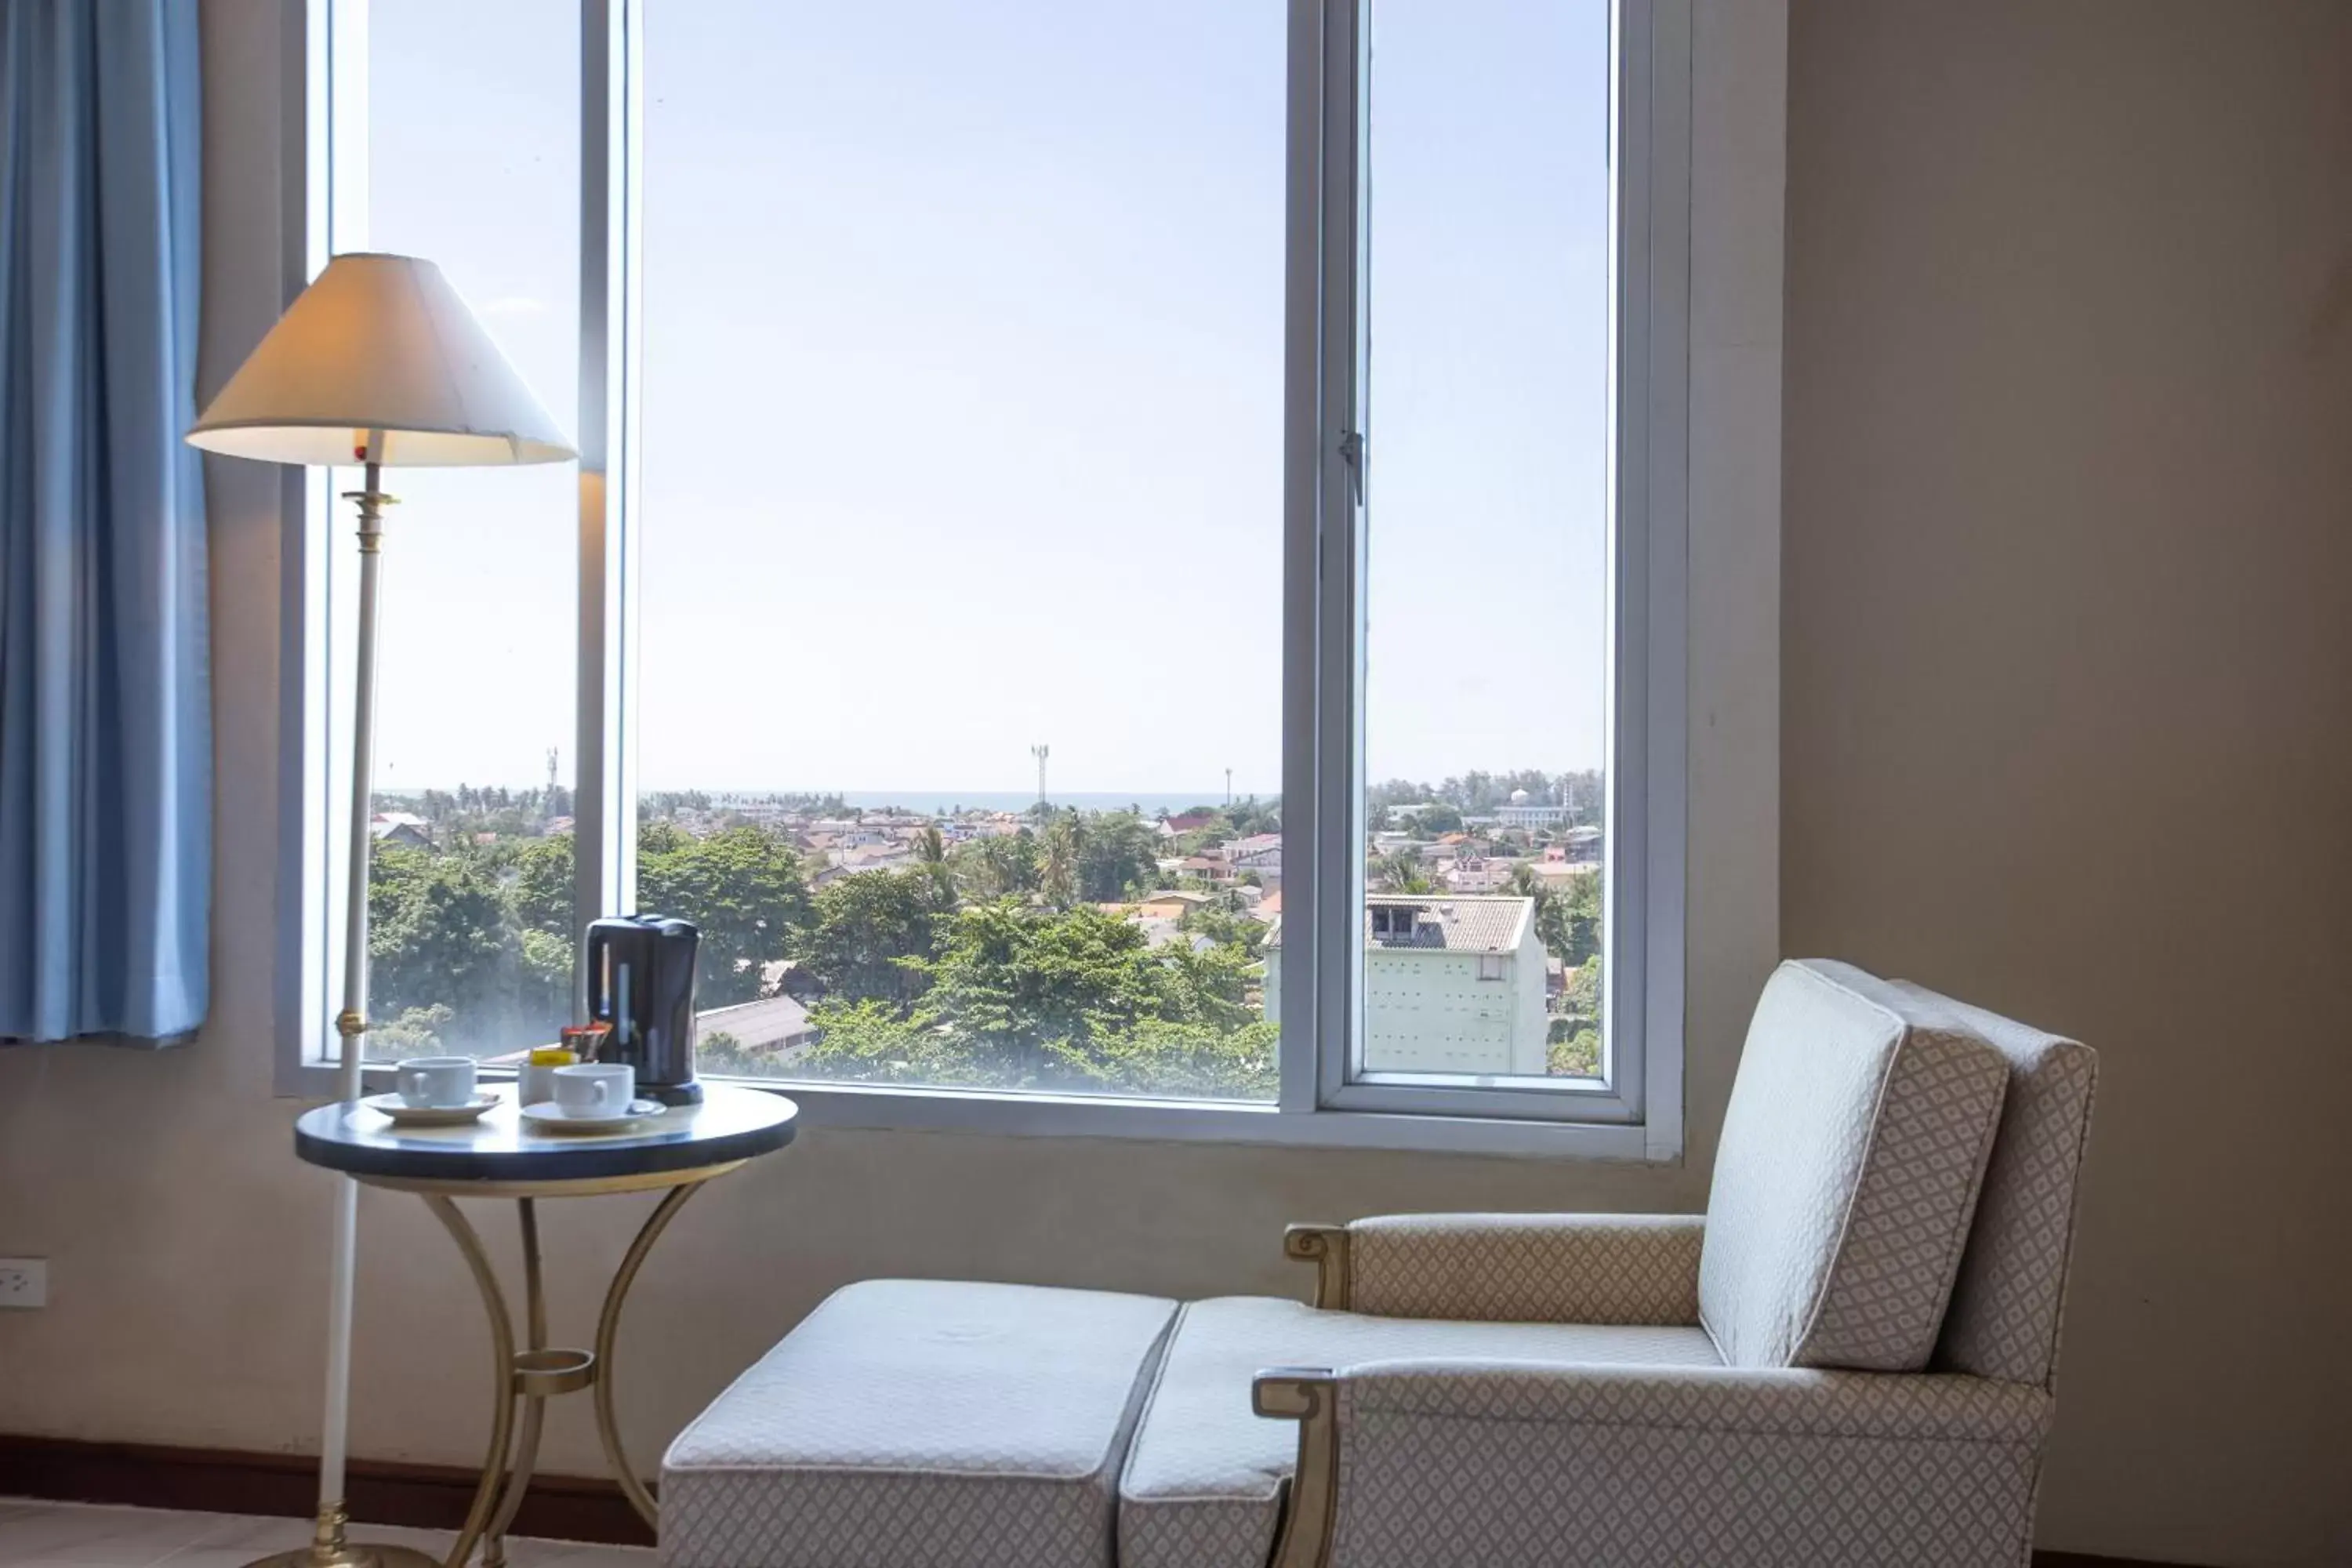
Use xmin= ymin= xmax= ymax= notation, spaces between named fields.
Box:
xmin=1357 ymin=0 xmax=1612 ymax=1085
xmin=349 ymin=2 xmax=580 ymax=1063
xmin=637 ymin=2 xmax=1285 ymax=1099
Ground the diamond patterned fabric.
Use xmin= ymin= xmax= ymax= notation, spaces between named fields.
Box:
xmin=1893 ymin=979 xmax=2100 ymax=1389
xmin=1700 ymin=959 xmax=2010 ymax=1370
xmin=1325 ymin=1362 xmax=2052 ymax=1568
xmin=659 ymin=1279 xmax=1177 ymax=1568
xmin=1116 ymin=1296 xmax=1722 ymax=1568
xmin=1347 ymin=1213 xmax=1704 ymax=1323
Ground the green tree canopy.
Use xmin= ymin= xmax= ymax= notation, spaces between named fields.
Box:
xmin=1076 ymin=811 xmax=1159 ymax=902
xmin=1405 ymin=803 xmax=1465 ymax=836
xmin=506 ymin=833 xmax=575 ymax=939
xmin=797 ymin=901 xmax=1276 ymax=1099
xmin=913 ymin=901 xmax=1159 ymax=1068
xmin=636 ymin=822 xmax=808 ymax=1006
xmin=368 ymin=842 xmax=561 ymax=1049
xmin=789 ymin=869 xmax=941 ymax=1005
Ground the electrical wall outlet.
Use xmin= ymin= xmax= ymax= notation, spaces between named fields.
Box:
xmin=0 ymin=1258 xmax=47 ymax=1308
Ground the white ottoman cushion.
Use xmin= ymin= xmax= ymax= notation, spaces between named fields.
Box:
xmin=661 ymin=1279 xmax=1178 ymax=1568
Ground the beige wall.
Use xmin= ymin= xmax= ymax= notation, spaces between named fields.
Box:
xmin=1781 ymin=4 xmax=2352 ymax=1566
xmin=3 ymin=2 xmax=2347 ymax=1565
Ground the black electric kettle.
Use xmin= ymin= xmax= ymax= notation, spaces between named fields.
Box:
xmin=583 ymin=915 xmax=704 ymax=1105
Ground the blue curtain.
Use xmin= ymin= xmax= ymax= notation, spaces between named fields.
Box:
xmin=0 ymin=2 xmax=206 ymax=1044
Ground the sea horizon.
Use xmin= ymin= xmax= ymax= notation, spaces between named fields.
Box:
xmin=372 ymin=784 xmax=1274 ymax=818
xmin=822 ymin=789 xmax=1267 ymax=817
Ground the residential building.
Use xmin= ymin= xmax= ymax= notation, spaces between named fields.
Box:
xmin=1443 ymin=855 xmax=1518 ymax=895
xmin=1263 ymin=895 xmax=1548 ymax=1077
xmin=695 ymin=993 xmax=818 ymax=1060
xmin=1133 ymin=889 xmax=1214 ymax=920
xmin=1526 ymin=859 xmax=1596 ymax=891
xmin=1495 ymin=786 xmax=1576 ymax=829
xmin=368 ymin=811 xmax=430 ymax=849
xmin=1228 ymin=833 xmax=1282 ymax=890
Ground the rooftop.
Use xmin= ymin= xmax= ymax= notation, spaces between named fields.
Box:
xmin=1265 ymin=894 xmax=1533 ymax=953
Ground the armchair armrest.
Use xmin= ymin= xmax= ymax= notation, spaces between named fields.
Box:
xmin=1252 ymin=1361 xmax=2053 ymax=1568
xmin=1289 ymin=1214 xmax=1705 ymax=1323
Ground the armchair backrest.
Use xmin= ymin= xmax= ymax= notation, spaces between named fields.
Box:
xmin=1699 ymin=960 xmax=2014 ymax=1371
xmin=1699 ymin=959 xmax=2098 ymax=1389
xmin=1894 ymin=980 xmax=2099 ymax=1390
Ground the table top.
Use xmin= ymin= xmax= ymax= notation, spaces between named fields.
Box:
xmin=294 ymin=1082 xmax=797 ymax=1192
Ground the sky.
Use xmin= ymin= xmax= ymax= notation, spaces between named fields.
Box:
xmin=357 ymin=0 xmax=1610 ymax=801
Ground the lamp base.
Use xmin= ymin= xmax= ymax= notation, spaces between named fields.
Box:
xmin=244 ymin=1549 xmax=441 ymax=1568
xmin=241 ymin=1504 xmax=445 ymax=1568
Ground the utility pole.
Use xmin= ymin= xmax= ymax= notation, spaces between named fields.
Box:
xmin=1225 ymin=768 xmax=1233 ymax=807
xmin=1032 ymin=744 xmax=1050 ymax=811
xmin=545 ymin=746 xmax=559 ymax=819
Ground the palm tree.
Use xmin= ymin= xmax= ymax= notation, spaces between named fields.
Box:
xmin=1040 ymin=812 xmax=1084 ymax=908
xmin=1508 ymin=862 xmax=1583 ymax=964
xmin=913 ymin=825 xmax=956 ymax=910
xmin=1375 ymin=849 xmax=1434 ymax=894
xmin=951 ymin=830 xmax=1036 ymax=902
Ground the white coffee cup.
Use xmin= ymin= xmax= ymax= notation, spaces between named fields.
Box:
xmin=396 ymin=1055 xmax=477 ymax=1109
xmin=553 ymin=1062 xmax=634 ymax=1119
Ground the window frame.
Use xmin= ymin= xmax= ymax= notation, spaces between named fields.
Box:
xmin=278 ymin=0 xmax=1695 ymax=1163
xmin=1289 ymin=0 xmax=1686 ymax=1142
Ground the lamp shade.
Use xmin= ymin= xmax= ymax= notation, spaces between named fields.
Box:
xmin=187 ymin=252 xmax=575 ymax=467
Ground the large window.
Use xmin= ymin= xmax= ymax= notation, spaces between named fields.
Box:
xmin=319 ymin=0 xmax=582 ymax=1065
xmin=299 ymin=0 xmax=1689 ymax=1155
xmin=633 ymin=2 xmax=1286 ymax=1100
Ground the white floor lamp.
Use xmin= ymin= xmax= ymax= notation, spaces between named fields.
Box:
xmin=189 ymin=252 xmax=575 ymax=1568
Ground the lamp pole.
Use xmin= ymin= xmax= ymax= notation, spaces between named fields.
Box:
xmin=264 ymin=452 xmax=434 ymax=1568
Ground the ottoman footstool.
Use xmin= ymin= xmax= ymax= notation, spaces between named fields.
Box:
xmin=659 ymin=1279 xmax=1178 ymax=1568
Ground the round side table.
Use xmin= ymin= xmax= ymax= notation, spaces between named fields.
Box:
xmin=292 ymin=1083 xmax=797 ymax=1568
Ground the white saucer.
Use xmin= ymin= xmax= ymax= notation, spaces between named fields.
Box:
xmin=364 ymin=1091 xmax=500 ymax=1127
xmin=520 ymin=1098 xmax=666 ymax=1134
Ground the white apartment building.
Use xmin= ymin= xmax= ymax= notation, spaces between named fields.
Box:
xmin=1262 ymin=894 xmax=1550 ymax=1077
xmin=1442 ymin=854 xmax=1515 ymax=894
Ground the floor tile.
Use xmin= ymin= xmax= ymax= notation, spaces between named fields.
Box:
xmin=144 ymin=1512 xmax=318 ymax=1568
xmin=521 ymin=1546 xmax=654 ymax=1568
xmin=0 ymin=1502 xmax=223 ymax=1566
xmin=0 ymin=1504 xmax=652 ymax=1568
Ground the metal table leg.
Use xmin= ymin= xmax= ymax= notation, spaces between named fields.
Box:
xmin=419 ymin=1196 xmax=518 ymax=1568
xmin=479 ymin=1200 xmax=548 ymax=1568
xmin=413 ymin=1178 xmax=712 ymax=1563
xmin=592 ymin=1182 xmax=706 ymax=1528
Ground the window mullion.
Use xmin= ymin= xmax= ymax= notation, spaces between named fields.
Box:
xmin=1633 ymin=0 xmax=1692 ymax=1156
xmin=1277 ymin=0 xmax=1327 ymax=1115
xmin=1280 ymin=0 xmax=1367 ymax=1118
xmin=575 ymin=0 xmax=641 ymax=1014
xmin=1310 ymin=0 xmax=1366 ymax=1112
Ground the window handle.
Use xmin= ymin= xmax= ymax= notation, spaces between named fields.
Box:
xmin=1339 ymin=429 xmax=1367 ymax=507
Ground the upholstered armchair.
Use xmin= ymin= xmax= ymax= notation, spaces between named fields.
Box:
xmin=661 ymin=960 xmax=2096 ymax=1568
xmin=1243 ymin=964 xmax=2098 ymax=1568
